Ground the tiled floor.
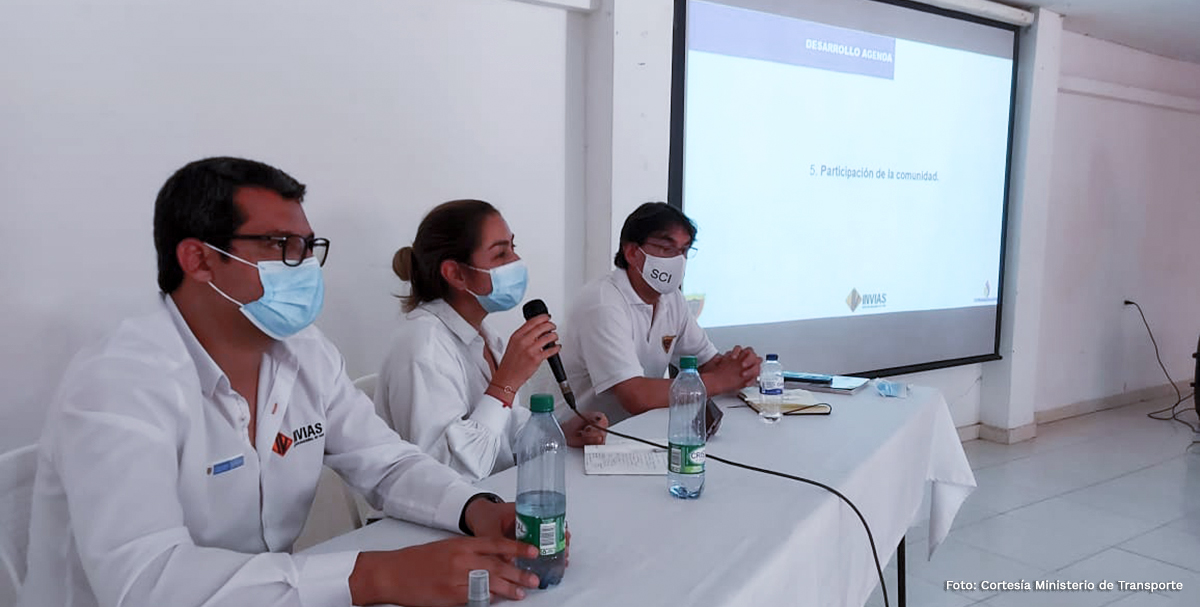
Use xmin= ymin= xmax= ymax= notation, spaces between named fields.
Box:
xmin=866 ymin=396 xmax=1200 ymax=607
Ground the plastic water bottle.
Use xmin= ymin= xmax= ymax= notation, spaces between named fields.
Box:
xmin=668 ymin=356 xmax=706 ymax=498
xmin=514 ymin=394 xmax=566 ymax=589
xmin=759 ymin=354 xmax=784 ymax=424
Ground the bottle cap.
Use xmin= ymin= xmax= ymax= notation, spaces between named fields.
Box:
xmin=766 ymin=354 xmax=778 ymax=361
xmin=679 ymin=356 xmax=698 ymax=370
xmin=468 ymin=569 xmax=490 ymax=602
xmin=530 ymin=393 xmax=555 ymax=413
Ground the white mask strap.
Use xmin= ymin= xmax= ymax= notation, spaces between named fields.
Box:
xmin=204 ymin=242 xmax=258 ymax=269
xmin=203 ymin=243 xmax=253 ymax=307
xmin=207 ymin=281 xmax=245 ymax=308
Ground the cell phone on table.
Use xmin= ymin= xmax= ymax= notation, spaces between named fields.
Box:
xmin=704 ymin=398 xmax=723 ymax=439
xmin=670 ymin=364 xmax=723 ymax=438
xmin=782 ymin=371 xmax=834 ymax=385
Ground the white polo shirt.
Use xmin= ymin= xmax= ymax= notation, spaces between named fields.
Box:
xmin=561 ymin=268 xmax=719 ymax=424
xmin=375 ymin=299 xmax=531 ymax=482
xmin=19 ymin=296 xmax=480 ymax=607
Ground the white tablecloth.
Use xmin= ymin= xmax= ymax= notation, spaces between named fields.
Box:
xmin=306 ymin=386 xmax=975 ymax=607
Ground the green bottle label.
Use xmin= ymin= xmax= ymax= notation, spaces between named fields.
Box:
xmin=516 ymin=512 xmax=566 ymax=556
xmin=669 ymin=443 xmax=705 ymax=475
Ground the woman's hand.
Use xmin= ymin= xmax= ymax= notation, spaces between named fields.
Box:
xmin=490 ymin=315 xmax=559 ymax=397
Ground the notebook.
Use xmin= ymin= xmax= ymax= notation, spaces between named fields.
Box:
xmin=738 ymin=387 xmax=832 ymax=416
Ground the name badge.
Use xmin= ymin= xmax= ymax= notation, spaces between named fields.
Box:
xmin=207 ymin=454 xmax=245 ymax=476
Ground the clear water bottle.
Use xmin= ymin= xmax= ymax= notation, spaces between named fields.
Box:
xmin=758 ymin=354 xmax=784 ymax=424
xmin=668 ymin=356 xmax=706 ymax=499
xmin=514 ymin=394 xmax=567 ymax=589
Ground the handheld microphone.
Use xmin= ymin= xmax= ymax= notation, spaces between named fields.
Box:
xmin=522 ymin=299 xmax=577 ymax=409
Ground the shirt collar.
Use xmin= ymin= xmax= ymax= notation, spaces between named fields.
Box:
xmin=415 ymin=299 xmax=487 ymax=347
xmin=610 ymin=267 xmax=651 ymax=308
xmin=163 ymin=294 xmax=300 ymax=406
xmin=163 ymin=294 xmax=226 ymax=398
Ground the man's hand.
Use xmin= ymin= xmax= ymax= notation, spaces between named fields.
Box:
xmin=350 ymin=537 xmax=540 ymax=606
xmin=701 ymin=346 xmax=762 ymax=394
xmin=731 ymin=346 xmax=762 ymax=386
xmin=463 ymin=496 xmax=575 ymax=568
xmin=464 ymin=498 xmax=516 ymax=540
xmin=563 ymin=412 xmax=608 ymax=447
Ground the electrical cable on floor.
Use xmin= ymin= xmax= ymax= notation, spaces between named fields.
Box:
xmin=1151 ymin=392 xmax=1198 ymax=432
xmin=1125 ymin=300 xmax=1199 ymax=433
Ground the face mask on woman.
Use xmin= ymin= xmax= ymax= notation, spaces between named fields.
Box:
xmin=466 ymin=259 xmax=528 ymax=313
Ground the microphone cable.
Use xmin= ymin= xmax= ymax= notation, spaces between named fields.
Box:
xmin=562 ymin=394 xmax=892 ymax=607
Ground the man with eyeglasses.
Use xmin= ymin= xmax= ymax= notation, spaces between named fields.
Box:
xmin=561 ymin=202 xmax=762 ymax=425
xmin=19 ymin=157 xmax=542 ymax=607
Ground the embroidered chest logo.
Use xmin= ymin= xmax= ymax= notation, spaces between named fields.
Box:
xmin=662 ymin=335 xmax=676 ymax=353
xmin=272 ymin=422 xmax=324 ymax=457
xmin=272 ymin=433 xmax=293 ymax=456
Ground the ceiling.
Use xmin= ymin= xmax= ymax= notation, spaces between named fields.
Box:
xmin=1011 ymin=0 xmax=1200 ymax=64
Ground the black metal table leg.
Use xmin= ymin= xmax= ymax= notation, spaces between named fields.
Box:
xmin=898 ymin=535 xmax=906 ymax=607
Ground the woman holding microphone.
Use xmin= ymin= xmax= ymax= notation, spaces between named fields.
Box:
xmin=377 ymin=199 xmax=607 ymax=481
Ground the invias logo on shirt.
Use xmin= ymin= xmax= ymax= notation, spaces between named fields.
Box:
xmin=272 ymin=422 xmax=324 ymax=457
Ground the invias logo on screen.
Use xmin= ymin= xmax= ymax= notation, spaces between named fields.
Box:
xmin=846 ymin=288 xmax=886 ymax=312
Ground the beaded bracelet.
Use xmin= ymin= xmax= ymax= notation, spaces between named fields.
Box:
xmin=488 ymin=382 xmax=517 ymax=407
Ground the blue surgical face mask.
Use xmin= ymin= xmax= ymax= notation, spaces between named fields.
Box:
xmin=874 ymin=378 xmax=909 ymax=398
xmin=205 ymin=243 xmax=325 ymax=340
xmin=466 ymin=259 xmax=528 ymax=313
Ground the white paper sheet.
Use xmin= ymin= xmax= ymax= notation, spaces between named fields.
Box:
xmin=583 ymin=440 xmax=667 ymax=475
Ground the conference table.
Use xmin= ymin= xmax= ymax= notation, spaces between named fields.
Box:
xmin=307 ymin=385 xmax=976 ymax=607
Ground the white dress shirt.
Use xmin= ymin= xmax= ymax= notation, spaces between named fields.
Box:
xmin=375 ymin=299 xmax=531 ymax=482
xmin=561 ymin=268 xmax=719 ymax=425
xmin=18 ymin=296 xmax=480 ymax=607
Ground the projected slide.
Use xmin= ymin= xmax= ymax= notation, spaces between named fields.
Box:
xmin=682 ymin=1 xmax=1012 ymax=331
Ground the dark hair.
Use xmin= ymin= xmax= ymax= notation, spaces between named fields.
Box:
xmin=393 ymin=199 xmax=499 ymax=312
xmin=614 ymin=202 xmax=698 ymax=269
xmin=153 ymin=157 xmax=306 ymax=293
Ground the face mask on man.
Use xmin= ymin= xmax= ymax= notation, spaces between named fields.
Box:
xmin=204 ymin=243 xmax=325 ymax=339
xmin=639 ymin=248 xmax=686 ymax=294
xmin=466 ymin=258 xmax=528 ymax=313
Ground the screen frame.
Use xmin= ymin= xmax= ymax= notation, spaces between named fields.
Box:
xmin=667 ymin=0 xmax=1021 ymax=377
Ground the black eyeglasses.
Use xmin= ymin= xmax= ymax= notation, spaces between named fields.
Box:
xmin=227 ymin=234 xmax=330 ymax=267
xmin=643 ymin=239 xmax=698 ymax=259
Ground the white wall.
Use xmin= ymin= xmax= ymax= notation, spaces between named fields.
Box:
xmin=1033 ymin=32 xmax=1200 ymax=412
xmin=0 ymin=0 xmax=583 ymax=453
xmin=1060 ymin=32 xmax=1200 ymax=100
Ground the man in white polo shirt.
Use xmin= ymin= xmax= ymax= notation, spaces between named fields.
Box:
xmin=561 ymin=202 xmax=761 ymax=424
